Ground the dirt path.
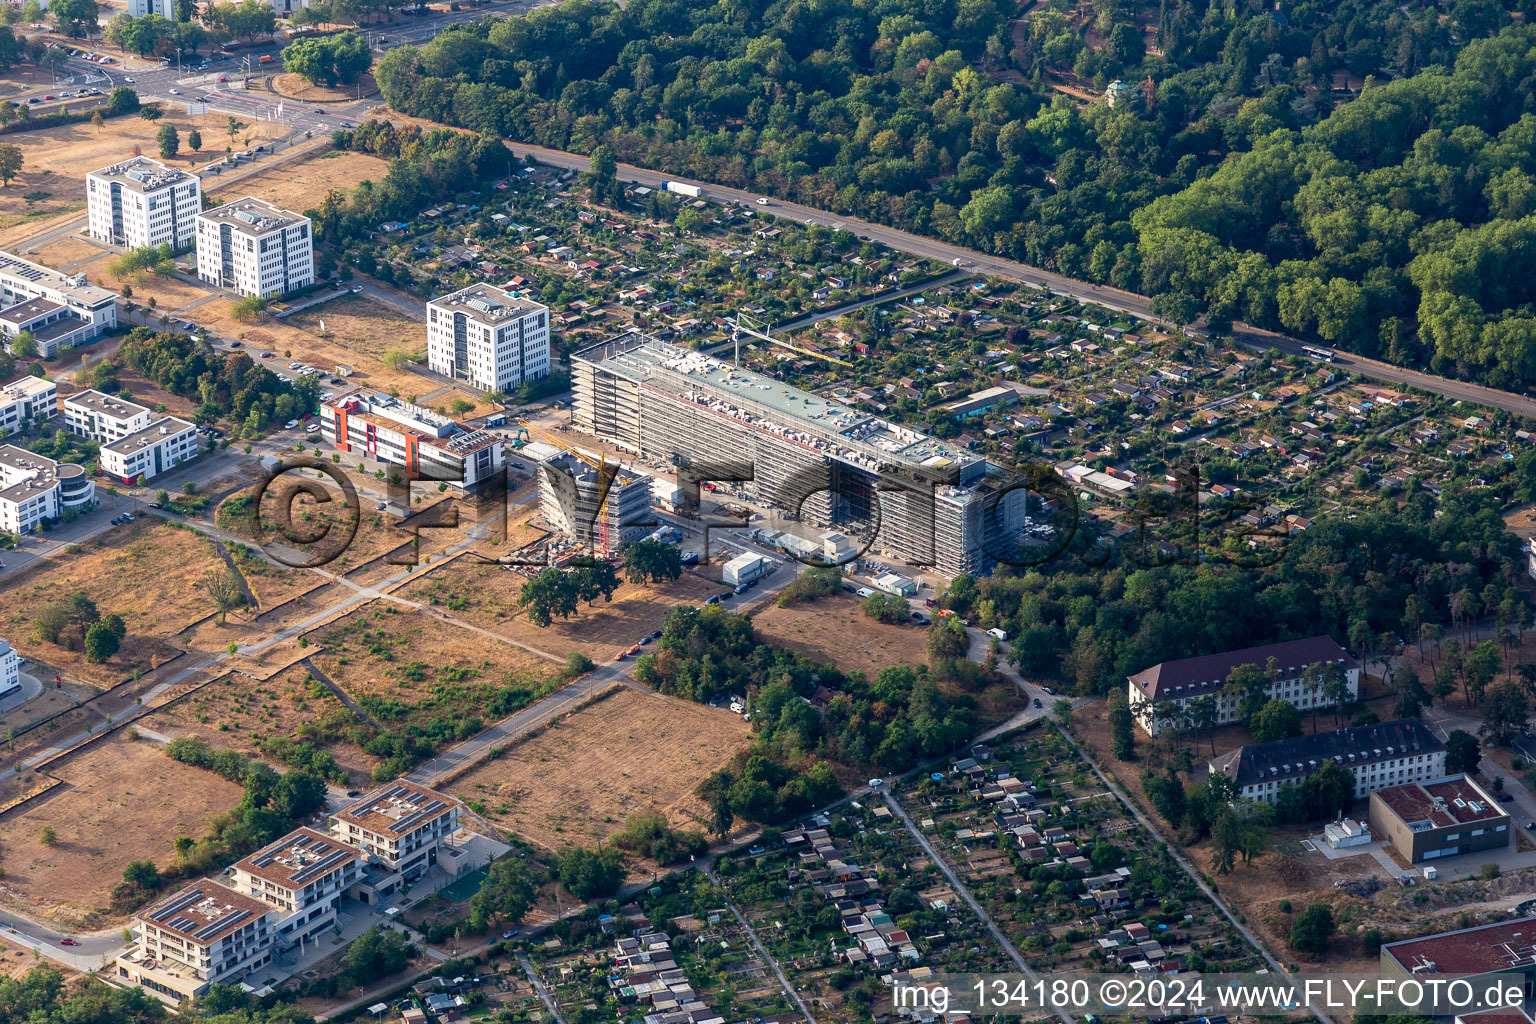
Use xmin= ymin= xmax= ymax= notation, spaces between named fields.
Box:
xmin=300 ymin=656 xmax=382 ymax=730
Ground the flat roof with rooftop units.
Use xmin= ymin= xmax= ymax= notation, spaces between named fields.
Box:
xmin=66 ymin=389 xmax=150 ymax=421
xmin=0 ymin=445 xmax=81 ymax=503
xmin=102 ymin=416 xmax=196 ymax=457
xmin=432 ymin=283 xmax=545 ymax=326
xmin=89 ymin=156 xmax=197 ymax=194
xmin=576 ymin=331 xmax=984 ymax=480
xmin=0 ymin=250 xmax=118 ymax=310
xmin=1 ymin=376 xmax=54 ymax=402
xmin=198 ymin=197 xmax=307 ymax=233
xmin=235 ymin=827 xmax=360 ymax=890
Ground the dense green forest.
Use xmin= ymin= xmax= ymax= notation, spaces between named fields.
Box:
xmin=947 ymin=493 xmax=1528 ymax=695
xmin=369 ymin=0 xmax=1536 ymax=387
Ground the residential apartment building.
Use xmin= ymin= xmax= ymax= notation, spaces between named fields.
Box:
xmin=1208 ymin=719 xmax=1446 ymax=804
xmin=98 ymin=417 xmax=199 ymax=484
xmin=63 ymin=389 xmax=151 ymax=444
xmin=572 ymin=332 xmax=1031 ymax=575
xmin=426 ymin=285 xmax=549 ymax=392
xmin=1128 ymin=635 xmax=1359 ymax=737
xmin=0 ymin=445 xmax=93 ymax=534
xmin=195 ymin=198 xmax=314 ymax=298
xmin=318 ymin=390 xmax=504 ymax=490
xmin=86 ymin=157 xmax=201 ymax=251
xmin=0 ymin=250 xmax=119 ymax=358
xmin=0 ymin=376 xmax=56 ymax=436
xmin=116 ymin=879 xmax=276 ymax=1003
xmin=332 ymin=780 xmax=460 ymax=887
xmin=1370 ymin=774 xmax=1511 ymax=864
xmin=230 ymin=827 xmax=362 ymax=950
xmin=538 ymin=450 xmax=652 ymax=554
xmin=0 ymin=638 xmax=18 ymax=700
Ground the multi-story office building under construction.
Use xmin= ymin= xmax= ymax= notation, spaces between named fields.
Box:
xmin=537 ymin=450 xmax=654 ymax=555
xmin=571 ymin=332 xmax=1028 ymax=575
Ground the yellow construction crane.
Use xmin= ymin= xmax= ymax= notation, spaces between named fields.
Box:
xmin=517 ymin=419 xmax=616 ymax=557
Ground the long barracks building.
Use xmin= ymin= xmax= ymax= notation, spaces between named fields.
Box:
xmin=571 ymin=332 xmax=1029 ymax=574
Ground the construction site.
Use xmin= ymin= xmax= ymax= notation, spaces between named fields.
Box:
xmin=570 ymin=331 xmax=1032 ymax=574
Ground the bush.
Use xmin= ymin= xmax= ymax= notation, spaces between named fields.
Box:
xmin=861 ymin=592 xmax=911 ymax=624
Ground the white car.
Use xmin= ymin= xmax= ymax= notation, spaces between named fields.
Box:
xmin=284 ymin=420 xmax=299 ymax=430
xmin=755 ymin=197 xmax=769 ymax=205
xmin=952 ymin=257 xmax=968 ymax=266
xmin=987 ymin=627 xmax=1008 ymax=641
xmin=168 ymin=88 xmax=180 ymax=95
xmin=123 ymin=76 xmax=134 ymax=83
xmin=867 ymin=778 xmax=884 ymax=788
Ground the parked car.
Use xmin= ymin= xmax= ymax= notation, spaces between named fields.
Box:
xmin=500 ymin=930 xmax=519 ymax=940
xmin=1034 ymin=698 xmax=1043 ymax=708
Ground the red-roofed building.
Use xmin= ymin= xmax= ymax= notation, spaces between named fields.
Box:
xmin=1382 ymin=917 xmax=1536 ymax=987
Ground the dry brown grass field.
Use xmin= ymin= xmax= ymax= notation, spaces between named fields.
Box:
xmin=449 ymin=687 xmax=751 ymax=853
xmin=0 ymin=519 xmax=226 ymax=681
xmin=0 ymin=733 xmax=244 ymax=925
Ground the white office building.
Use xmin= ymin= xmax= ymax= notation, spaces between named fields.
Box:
xmin=0 ymin=445 xmax=94 ymax=534
xmin=0 ymin=638 xmax=18 ymax=700
xmin=63 ymin=389 xmax=151 ymax=444
xmin=318 ymin=390 xmax=504 ymax=489
xmin=98 ymin=416 xmax=199 ymax=483
xmin=426 ymin=285 xmax=549 ymax=392
xmin=86 ymin=157 xmax=201 ymax=252
xmin=0 ymin=250 xmax=118 ymax=359
xmin=195 ymin=197 xmax=313 ymax=298
xmin=126 ymin=0 xmax=175 ymax=16
xmin=0 ymin=376 xmax=56 ymax=437
xmin=332 ymin=780 xmax=461 ymax=886
xmin=1128 ymin=635 xmax=1360 ymax=737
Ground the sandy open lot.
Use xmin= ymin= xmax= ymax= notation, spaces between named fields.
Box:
xmin=450 ymin=686 xmax=751 ymax=852
xmin=0 ymin=110 xmax=287 ymax=249
xmin=0 ymin=518 xmax=226 ymax=682
xmin=751 ymin=595 xmax=929 ymax=678
xmin=206 ymin=148 xmax=386 ymax=212
xmin=285 ymin=293 xmax=425 ymax=370
xmin=0 ymin=733 xmax=244 ymax=925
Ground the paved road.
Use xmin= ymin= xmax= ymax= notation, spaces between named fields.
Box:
xmin=517 ymin=952 xmax=568 ymax=1024
xmin=879 ymin=788 xmax=1073 ymax=1024
xmin=702 ymin=865 xmax=818 ymax=1024
xmin=498 ymin=141 xmax=1536 ymax=420
xmin=1059 ymin=723 xmax=1333 ymax=1024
